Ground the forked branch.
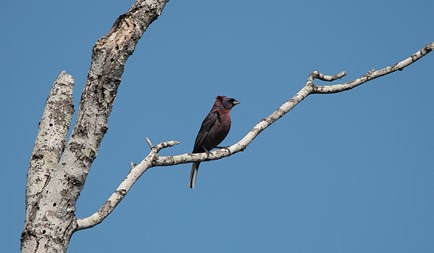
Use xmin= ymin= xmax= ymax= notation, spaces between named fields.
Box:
xmin=77 ymin=42 xmax=434 ymax=230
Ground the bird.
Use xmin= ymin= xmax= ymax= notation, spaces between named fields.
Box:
xmin=189 ymin=96 xmax=240 ymax=189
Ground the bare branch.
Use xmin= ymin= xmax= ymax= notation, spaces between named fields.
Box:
xmin=76 ymin=83 xmax=313 ymax=227
xmin=308 ymin=70 xmax=346 ymax=83
xmin=145 ymin=136 xmax=153 ymax=148
xmin=312 ymin=42 xmax=434 ymax=94
xmin=76 ymin=140 xmax=178 ymax=230
xmin=76 ymin=42 xmax=434 ymax=231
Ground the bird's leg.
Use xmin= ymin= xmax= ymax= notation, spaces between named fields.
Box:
xmin=201 ymin=146 xmax=212 ymax=160
xmin=201 ymin=146 xmax=211 ymax=154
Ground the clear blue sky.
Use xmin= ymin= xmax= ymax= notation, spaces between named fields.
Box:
xmin=2 ymin=1 xmax=433 ymax=252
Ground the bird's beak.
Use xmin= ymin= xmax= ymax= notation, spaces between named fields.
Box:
xmin=232 ymin=100 xmax=240 ymax=105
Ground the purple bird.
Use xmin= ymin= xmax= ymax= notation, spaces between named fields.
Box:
xmin=189 ymin=96 xmax=240 ymax=189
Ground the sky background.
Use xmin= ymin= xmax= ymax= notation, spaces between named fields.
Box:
xmin=2 ymin=0 xmax=433 ymax=252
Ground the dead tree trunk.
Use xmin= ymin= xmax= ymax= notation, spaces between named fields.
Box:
xmin=21 ymin=1 xmax=168 ymax=252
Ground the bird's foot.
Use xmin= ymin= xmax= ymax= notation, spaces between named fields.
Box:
xmin=216 ymin=146 xmax=231 ymax=153
xmin=201 ymin=145 xmax=210 ymax=153
xmin=216 ymin=145 xmax=231 ymax=149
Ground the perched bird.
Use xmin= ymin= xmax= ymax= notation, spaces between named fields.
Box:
xmin=189 ymin=96 xmax=240 ymax=189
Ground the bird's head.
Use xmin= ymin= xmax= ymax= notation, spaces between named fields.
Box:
xmin=216 ymin=96 xmax=240 ymax=110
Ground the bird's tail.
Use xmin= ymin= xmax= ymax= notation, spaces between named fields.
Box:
xmin=189 ymin=162 xmax=200 ymax=189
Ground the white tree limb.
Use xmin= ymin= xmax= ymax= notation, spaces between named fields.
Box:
xmin=311 ymin=43 xmax=434 ymax=94
xmin=76 ymin=140 xmax=179 ymax=230
xmin=76 ymin=41 xmax=434 ymax=230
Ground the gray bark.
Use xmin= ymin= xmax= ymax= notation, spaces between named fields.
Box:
xmin=21 ymin=1 xmax=168 ymax=252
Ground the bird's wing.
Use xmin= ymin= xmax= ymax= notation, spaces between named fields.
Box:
xmin=193 ymin=110 xmax=219 ymax=152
